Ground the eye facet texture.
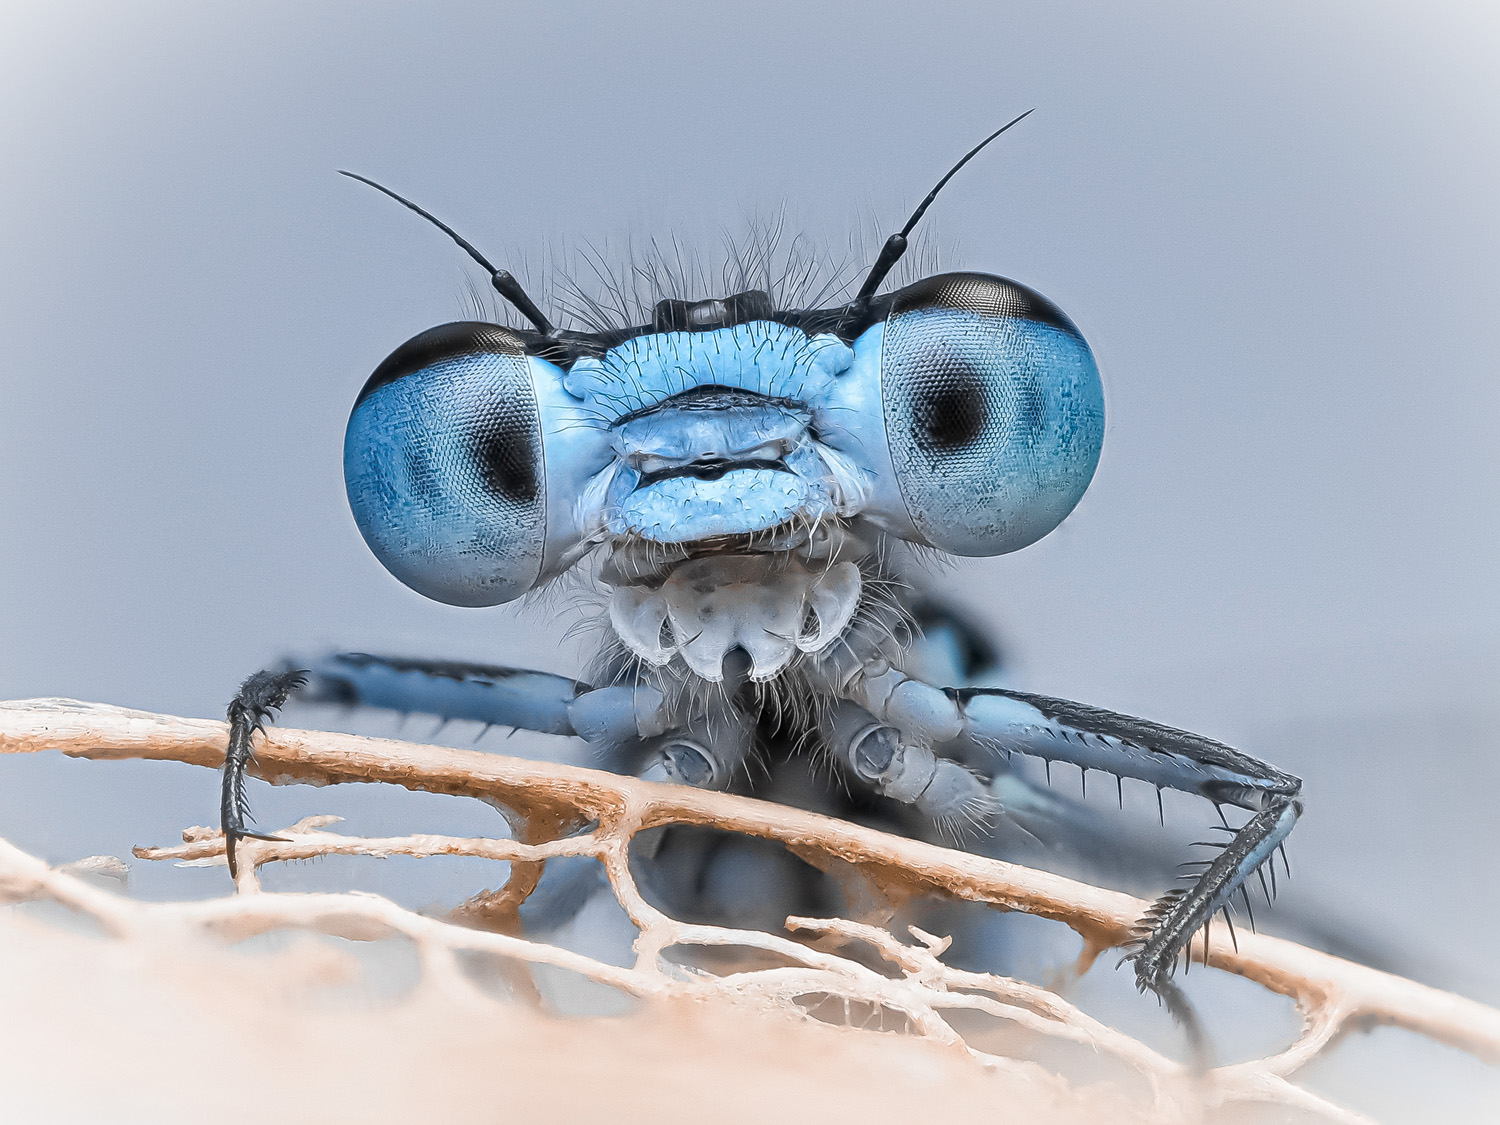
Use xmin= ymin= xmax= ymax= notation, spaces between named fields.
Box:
xmin=881 ymin=273 xmax=1105 ymax=556
xmin=345 ymin=322 xmax=546 ymax=606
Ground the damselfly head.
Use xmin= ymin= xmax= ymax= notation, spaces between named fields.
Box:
xmin=340 ymin=117 xmax=1105 ymax=643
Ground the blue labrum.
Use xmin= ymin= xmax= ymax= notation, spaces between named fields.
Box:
xmin=596 ymin=393 xmax=857 ymax=543
xmin=606 ymin=466 xmax=834 ymax=542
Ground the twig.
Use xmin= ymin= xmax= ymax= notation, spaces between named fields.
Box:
xmin=2 ymin=697 xmax=1497 ymax=1121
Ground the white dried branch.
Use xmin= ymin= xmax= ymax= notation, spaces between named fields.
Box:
xmin=2 ymin=696 xmax=1497 ymax=1122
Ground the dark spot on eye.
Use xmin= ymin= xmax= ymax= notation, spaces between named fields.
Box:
xmin=912 ymin=365 xmax=987 ymax=450
xmin=469 ymin=407 xmax=538 ymax=503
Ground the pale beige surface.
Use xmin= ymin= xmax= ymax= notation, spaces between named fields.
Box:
xmin=0 ymin=911 xmax=1145 ymax=1125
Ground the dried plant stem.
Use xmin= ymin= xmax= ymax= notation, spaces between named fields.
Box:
xmin=2 ymin=697 xmax=1497 ymax=1122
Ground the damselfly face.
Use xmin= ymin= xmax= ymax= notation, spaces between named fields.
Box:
xmin=344 ymin=269 xmax=1103 ymax=680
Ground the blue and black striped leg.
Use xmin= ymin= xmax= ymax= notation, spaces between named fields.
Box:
xmin=301 ymin=653 xmax=586 ymax=736
xmin=300 ymin=651 xmax=675 ymax=744
xmin=223 ymin=669 xmax=308 ymax=878
xmin=221 ymin=654 xmax=676 ymax=881
xmin=952 ymin=689 xmax=1303 ymax=1004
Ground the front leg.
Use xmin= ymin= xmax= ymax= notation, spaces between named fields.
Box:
xmin=220 ymin=655 xmax=674 ymax=880
xmin=299 ymin=651 xmax=673 ymax=742
xmin=953 ymin=689 xmax=1303 ymax=998
xmin=814 ymin=649 xmax=1302 ymax=1002
xmin=302 ymin=652 xmax=585 ymax=734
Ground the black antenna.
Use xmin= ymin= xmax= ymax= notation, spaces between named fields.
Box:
xmin=854 ymin=109 xmax=1035 ymax=302
xmin=338 ymin=170 xmax=555 ymax=336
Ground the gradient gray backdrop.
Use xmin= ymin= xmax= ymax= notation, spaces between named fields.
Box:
xmin=2 ymin=0 xmax=1497 ymax=1110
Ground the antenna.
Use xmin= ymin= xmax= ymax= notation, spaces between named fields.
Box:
xmin=854 ymin=109 xmax=1035 ymax=303
xmin=338 ymin=171 xmax=556 ymax=336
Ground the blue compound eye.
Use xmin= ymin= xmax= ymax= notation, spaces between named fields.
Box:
xmin=880 ymin=273 xmax=1105 ymax=556
xmin=344 ymin=322 xmax=547 ymax=606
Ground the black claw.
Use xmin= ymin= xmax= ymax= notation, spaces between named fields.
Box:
xmin=234 ymin=829 xmax=287 ymax=843
xmin=222 ymin=827 xmax=288 ymax=879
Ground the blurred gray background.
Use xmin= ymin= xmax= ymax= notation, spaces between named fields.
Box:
xmin=1 ymin=0 xmax=1496 ymax=1110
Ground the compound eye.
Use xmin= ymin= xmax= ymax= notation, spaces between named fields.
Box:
xmin=881 ymin=273 xmax=1104 ymax=556
xmin=344 ymin=322 xmax=546 ymax=606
